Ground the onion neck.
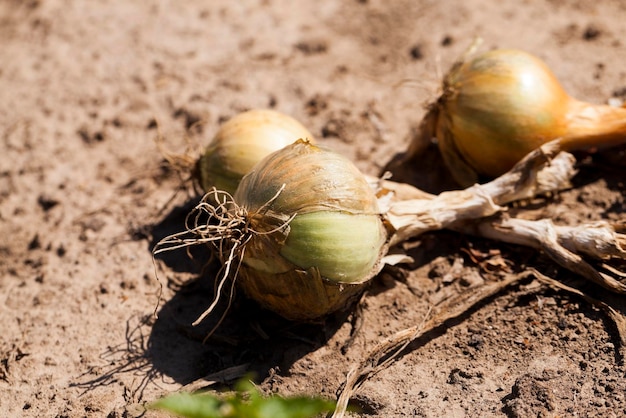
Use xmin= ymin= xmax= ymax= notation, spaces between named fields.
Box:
xmin=560 ymin=99 xmax=626 ymax=152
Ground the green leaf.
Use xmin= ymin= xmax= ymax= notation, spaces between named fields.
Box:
xmin=148 ymin=392 xmax=224 ymax=418
xmin=149 ymin=384 xmax=336 ymax=418
xmin=252 ymin=396 xmax=336 ymax=418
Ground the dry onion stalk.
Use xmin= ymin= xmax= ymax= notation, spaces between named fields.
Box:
xmin=407 ymin=43 xmax=626 ymax=186
xmin=461 ymin=216 xmax=626 ymax=294
xmin=381 ymin=141 xmax=576 ymax=244
xmin=380 ymin=141 xmax=626 ymax=293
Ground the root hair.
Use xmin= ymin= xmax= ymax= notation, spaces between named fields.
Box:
xmin=152 ymin=186 xmax=293 ymax=339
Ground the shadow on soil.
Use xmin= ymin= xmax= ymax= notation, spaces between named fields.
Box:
xmin=146 ymin=269 xmax=352 ymax=387
xmin=71 ymin=196 xmax=356 ymax=400
xmin=382 ymin=142 xmax=461 ymax=194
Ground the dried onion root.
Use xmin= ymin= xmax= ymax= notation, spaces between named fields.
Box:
xmin=461 ymin=216 xmax=626 ymax=294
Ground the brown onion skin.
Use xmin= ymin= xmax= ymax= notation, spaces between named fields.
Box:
xmin=197 ymin=109 xmax=315 ymax=195
xmin=432 ymin=49 xmax=626 ymax=183
xmin=232 ymin=140 xmax=388 ymax=321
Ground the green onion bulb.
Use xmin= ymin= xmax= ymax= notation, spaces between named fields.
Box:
xmin=217 ymin=140 xmax=388 ymax=320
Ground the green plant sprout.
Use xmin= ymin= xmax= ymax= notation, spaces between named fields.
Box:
xmin=149 ymin=378 xmax=336 ymax=418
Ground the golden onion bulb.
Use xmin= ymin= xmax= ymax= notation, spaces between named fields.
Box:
xmin=423 ymin=48 xmax=626 ymax=186
xmin=196 ymin=109 xmax=315 ymax=195
xmin=225 ymin=140 xmax=388 ymax=321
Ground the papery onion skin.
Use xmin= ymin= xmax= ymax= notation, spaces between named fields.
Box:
xmin=442 ymin=49 xmax=568 ymax=178
xmin=432 ymin=49 xmax=626 ymax=185
xmin=233 ymin=140 xmax=388 ymax=320
xmin=197 ymin=109 xmax=315 ymax=195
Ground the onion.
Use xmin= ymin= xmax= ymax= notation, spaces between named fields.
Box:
xmin=193 ymin=140 xmax=388 ymax=321
xmin=196 ymin=109 xmax=315 ymax=195
xmin=412 ymin=48 xmax=626 ymax=186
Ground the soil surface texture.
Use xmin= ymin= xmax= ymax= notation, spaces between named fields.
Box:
xmin=1 ymin=1 xmax=626 ymax=417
